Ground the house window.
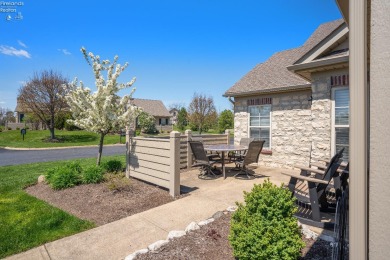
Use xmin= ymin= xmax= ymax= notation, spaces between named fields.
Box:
xmin=332 ymin=87 xmax=350 ymax=161
xmin=248 ymin=105 xmax=271 ymax=148
xmin=165 ymin=118 xmax=169 ymax=125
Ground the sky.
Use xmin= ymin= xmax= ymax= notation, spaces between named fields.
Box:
xmin=0 ymin=1 xmax=342 ymax=113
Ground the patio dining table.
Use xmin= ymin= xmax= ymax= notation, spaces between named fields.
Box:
xmin=204 ymin=144 xmax=248 ymax=179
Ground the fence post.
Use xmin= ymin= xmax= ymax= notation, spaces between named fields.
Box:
xmin=225 ymin=129 xmax=230 ymax=144
xmin=169 ymin=131 xmax=181 ymax=197
xmin=125 ymin=126 xmax=134 ymax=178
xmin=185 ymin=129 xmax=192 ymax=169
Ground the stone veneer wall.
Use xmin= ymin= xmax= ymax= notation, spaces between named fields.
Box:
xmin=310 ymin=69 xmax=349 ymax=162
xmin=234 ymin=90 xmax=312 ymax=168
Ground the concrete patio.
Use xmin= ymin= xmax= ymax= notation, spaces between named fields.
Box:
xmin=7 ymin=165 xmax=297 ymax=260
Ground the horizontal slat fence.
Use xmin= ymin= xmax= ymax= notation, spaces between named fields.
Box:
xmin=180 ymin=130 xmax=230 ymax=169
xmin=125 ymin=129 xmax=230 ymax=196
xmin=126 ymin=131 xmax=180 ymax=197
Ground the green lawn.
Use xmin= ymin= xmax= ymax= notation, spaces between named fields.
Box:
xmin=0 ymin=130 xmax=124 ymax=148
xmin=0 ymin=155 xmax=125 ymax=258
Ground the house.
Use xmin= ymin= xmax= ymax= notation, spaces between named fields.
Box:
xmin=226 ymin=0 xmax=390 ymax=258
xmin=130 ymin=98 xmax=172 ymax=129
xmin=224 ymin=19 xmax=348 ymax=168
xmin=169 ymin=108 xmax=179 ymax=125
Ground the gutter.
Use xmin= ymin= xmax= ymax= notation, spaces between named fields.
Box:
xmin=287 ymin=55 xmax=349 ymax=72
xmin=223 ymin=84 xmax=312 ymax=98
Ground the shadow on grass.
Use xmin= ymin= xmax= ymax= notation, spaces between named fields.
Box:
xmin=42 ymin=135 xmax=98 ymax=143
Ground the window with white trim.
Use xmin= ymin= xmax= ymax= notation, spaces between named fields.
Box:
xmin=332 ymin=87 xmax=350 ymax=161
xmin=248 ymin=105 xmax=271 ymax=148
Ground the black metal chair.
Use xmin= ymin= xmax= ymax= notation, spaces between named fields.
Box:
xmin=282 ymin=149 xmax=344 ymax=229
xmin=229 ymin=137 xmax=254 ymax=163
xmin=189 ymin=141 xmax=221 ymax=178
xmin=234 ymin=140 xmax=265 ymax=179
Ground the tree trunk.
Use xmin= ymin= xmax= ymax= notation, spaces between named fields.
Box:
xmin=49 ymin=114 xmax=55 ymax=139
xmin=97 ymin=133 xmax=105 ymax=165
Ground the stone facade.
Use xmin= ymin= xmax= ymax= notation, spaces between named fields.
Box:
xmin=233 ymin=68 xmax=349 ymax=168
xmin=234 ymin=90 xmax=312 ymax=168
xmin=310 ymin=68 xmax=349 ymax=162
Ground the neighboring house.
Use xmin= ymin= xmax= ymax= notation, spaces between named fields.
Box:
xmin=224 ymin=19 xmax=349 ymax=168
xmin=130 ymin=98 xmax=172 ymax=128
xmin=169 ymin=108 xmax=179 ymax=125
xmin=13 ymin=98 xmax=45 ymax=130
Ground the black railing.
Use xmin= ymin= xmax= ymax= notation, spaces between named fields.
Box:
xmin=332 ymin=186 xmax=349 ymax=260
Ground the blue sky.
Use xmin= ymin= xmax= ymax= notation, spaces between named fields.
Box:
xmin=0 ymin=1 xmax=341 ymax=112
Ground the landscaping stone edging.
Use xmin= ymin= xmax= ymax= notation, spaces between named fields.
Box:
xmin=123 ymin=205 xmax=334 ymax=260
xmin=123 ymin=205 xmax=237 ymax=260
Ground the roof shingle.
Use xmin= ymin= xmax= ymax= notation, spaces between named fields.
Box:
xmin=224 ymin=19 xmax=344 ymax=96
xmin=130 ymin=98 xmax=171 ymax=117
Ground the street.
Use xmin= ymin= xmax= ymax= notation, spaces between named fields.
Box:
xmin=0 ymin=145 xmax=126 ymax=166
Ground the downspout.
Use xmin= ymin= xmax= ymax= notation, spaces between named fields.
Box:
xmin=228 ymin=96 xmax=235 ymax=105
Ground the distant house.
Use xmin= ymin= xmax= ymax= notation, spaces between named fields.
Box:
xmin=224 ymin=19 xmax=349 ymax=168
xmin=169 ymin=108 xmax=179 ymax=125
xmin=130 ymin=98 xmax=172 ymax=129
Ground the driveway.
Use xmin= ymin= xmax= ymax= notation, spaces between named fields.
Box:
xmin=0 ymin=145 xmax=126 ymax=166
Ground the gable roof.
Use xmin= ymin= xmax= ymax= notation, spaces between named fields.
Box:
xmin=130 ymin=98 xmax=171 ymax=117
xmin=224 ymin=19 xmax=344 ymax=97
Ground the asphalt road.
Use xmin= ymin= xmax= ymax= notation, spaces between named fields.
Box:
xmin=0 ymin=145 xmax=126 ymax=166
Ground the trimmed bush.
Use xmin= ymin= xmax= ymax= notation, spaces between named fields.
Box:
xmin=82 ymin=165 xmax=104 ymax=184
xmin=45 ymin=162 xmax=82 ymax=189
xmin=102 ymin=159 xmax=123 ymax=173
xmin=229 ymin=179 xmax=305 ymax=260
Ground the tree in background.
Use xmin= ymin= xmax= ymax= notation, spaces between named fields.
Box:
xmin=18 ymin=70 xmax=69 ymax=140
xmin=65 ymin=47 xmax=141 ymax=165
xmin=176 ymin=107 xmax=188 ymax=131
xmin=218 ymin=109 xmax=234 ymax=133
xmin=188 ymin=93 xmax=217 ymax=134
xmin=138 ymin=111 xmax=157 ymax=134
xmin=0 ymin=107 xmax=15 ymax=126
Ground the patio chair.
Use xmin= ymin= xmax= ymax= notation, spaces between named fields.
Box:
xmin=190 ymin=137 xmax=221 ymax=161
xmin=234 ymin=140 xmax=265 ymax=179
xmin=189 ymin=141 xmax=221 ymax=178
xmin=228 ymin=137 xmax=254 ymax=162
xmin=282 ymin=149 xmax=344 ymax=229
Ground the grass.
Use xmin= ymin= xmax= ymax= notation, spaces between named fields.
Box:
xmin=0 ymin=130 xmax=124 ymax=148
xmin=0 ymin=155 xmax=126 ymax=258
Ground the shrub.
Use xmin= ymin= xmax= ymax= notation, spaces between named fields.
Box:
xmin=7 ymin=127 xmax=11 ymax=130
xmin=104 ymin=172 xmax=131 ymax=191
xmin=16 ymin=127 xmax=20 ymax=130
xmin=102 ymin=159 xmax=123 ymax=173
xmin=45 ymin=162 xmax=82 ymax=189
xmin=82 ymin=165 xmax=104 ymax=184
xmin=229 ymin=179 xmax=305 ymax=260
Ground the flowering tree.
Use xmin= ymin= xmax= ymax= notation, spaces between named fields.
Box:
xmin=138 ymin=111 xmax=157 ymax=134
xmin=65 ymin=47 xmax=140 ymax=165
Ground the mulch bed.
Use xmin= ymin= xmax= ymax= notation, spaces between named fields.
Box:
xmin=136 ymin=212 xmax=333 ymax=260
xmin=25 ymin=177 xmax=186 ymax=225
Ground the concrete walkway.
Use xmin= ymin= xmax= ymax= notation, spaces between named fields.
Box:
xmin=7 ymin=165 xmax=290 ymax=260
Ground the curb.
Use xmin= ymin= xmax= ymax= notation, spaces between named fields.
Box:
xmin=1 ymin=144 xmax=126 ymax=151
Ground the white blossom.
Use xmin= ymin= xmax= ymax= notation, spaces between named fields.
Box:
xmin=65 ymin=48 xmax=141 ymax=136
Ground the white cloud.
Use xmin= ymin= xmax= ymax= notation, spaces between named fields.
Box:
xmin=17 ymin=40 xmax=27 ymax=48
xmin=0 ymin=45 xmax=31 ymax=58
xmin=58 ymin=48 xmax=71 ymax=55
